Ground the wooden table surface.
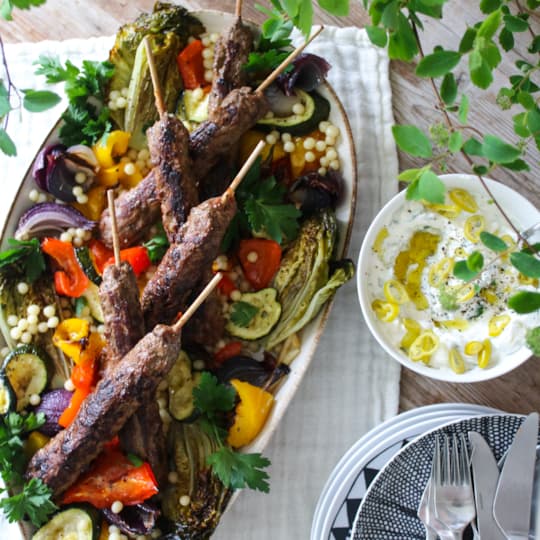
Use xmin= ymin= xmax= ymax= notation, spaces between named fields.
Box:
xmin=1 ymin=0 xmax=539 ymax=415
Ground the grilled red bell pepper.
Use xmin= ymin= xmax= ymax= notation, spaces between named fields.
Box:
xmin=217 ymin=273 xmax=237 ymax=298
xmin=42 ymin=237 xmax=89 ymax=297
xmin=58 ymin=387 xmax=90 ymax=428
xmin=238 ymin=239 xmax=282 ymax=290
xmin=104 ymin=246 xmax=151 ymax=277
xmin=214 ymin=341 xmax=243 ymax=364
xmin=88 ymin=239 xmax=113 ymax=275
xmin=61 ymin=446 xmax=159 ymax=508
xmin=177 ymin=39 xmax=206 ymax=89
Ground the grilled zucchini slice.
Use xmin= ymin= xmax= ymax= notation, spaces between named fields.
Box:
xmin=0 ymin=374 xmax=16 ymax=415
xmin=75 ymin=246 xmax=102 ymax=286
xmin=32 ymin=506 xmax=100 ymax=540
xmin=226 ymin=288 xmax=282 ymax=341
xmin=167 ymin=351 xmax=195 ymax=421
xmin=81 ymin=283 xmax=104 ymax=323
xmin=2 ymin=344 xmax=50 ymax=411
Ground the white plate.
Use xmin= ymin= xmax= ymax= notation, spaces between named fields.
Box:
xmin=311 ymin=404 xmax=499 ymax=540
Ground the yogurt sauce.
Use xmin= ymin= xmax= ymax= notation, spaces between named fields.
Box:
xmin=368 ymin=189 xmax=540 ymax=373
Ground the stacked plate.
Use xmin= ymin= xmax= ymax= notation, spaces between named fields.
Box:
xmin=311 ymin=403 xmax=500 ymax=540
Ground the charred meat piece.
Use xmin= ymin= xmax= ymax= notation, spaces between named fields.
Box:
xmin=142 ymin=193 xmax=237 ymax=329
xmin=207 ymin=18 xmax=253 ymax=118
xmin=147 ymin=114 xmax=199 ymax=244
xmin=99 ymin=261 xmax=144 ymax=367
xmin=190 ymin=87 xmax=269 ymax=182
xmin=26 ymin=324 xmax=182 ymax=497
xmin=99 ymin=171 xmax=161 ymax=249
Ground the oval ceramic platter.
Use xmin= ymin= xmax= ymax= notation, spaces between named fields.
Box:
xmin=0 ymin=7 xmax=357 ymax=539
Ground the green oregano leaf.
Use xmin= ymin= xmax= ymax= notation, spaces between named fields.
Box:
xmin=503 ymin=158 xmax=530 ymax=171
xmin=508 ymin=291 xmax=540 ymax=314
xmin=527 ymin=109 xmax=540 ymax=135
xmin=499 ymin=28 xmax=515 ymax=51
xmin=503 ymin=14 xmax=529 ymax=32
xmin=517 ymin=90 xmax=534 ymax=110
xmin=462 ymin=137 xmax=484 ymax=156
xmin=448 ymin=131 xmax=463 ymax=152
xmin=416 ymin=50 xmax=462 ymax=78
xmin=453 ymin=260 xmax=479 ymax=281
xmin=482 ymin=134 xmax=521 ymax=163
xmin=480 ymin=231 xmax=508 ymax=252
xmin=477 ymin=9 xmax=502 ymax=40
xmin=469 ymin=54 xmax=493 ymax=89
xmin=397 ymin=167 xmax=427 ymax=182
xmin=365 ymin=25 xmax=388 ymax=47
xmin=317 ymin=0 xmax=350 ymax=16
xmin=509 ymin=252 xmax=540 ymax=278
xmin=466 ymin=251 xmax=484 ymax=273
xmin=406 ymin=170 xmax=445 ymax=204
xmin=458 ymin=94 xmax=469 ymax=124
xmin=392 ymin=125 xmax=433 ymax=158
xmin=440 ymin=72 xmax=457 ymax=105
xmin=22 ymin=89 xmax=61 ymax=113
xmin=0 ymin=128 xmax=16 ymax=156
xmin=459 ymin=27 xmax=477 ymax=53
xmin=480 ymin=0 xmax=502 ymax=13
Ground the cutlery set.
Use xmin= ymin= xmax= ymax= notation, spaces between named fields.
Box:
xmin=418 ymin=413 xmax=539 ymax=540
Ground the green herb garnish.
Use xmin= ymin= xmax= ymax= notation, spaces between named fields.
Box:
xmin=0 ymin=238 xmax=46 ymax=283
xmin=230 ymin=301 xmax=259 ymax=328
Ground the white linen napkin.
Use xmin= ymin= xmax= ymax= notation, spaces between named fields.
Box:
xmin=0 ymin=26 xmax=400 ymax=539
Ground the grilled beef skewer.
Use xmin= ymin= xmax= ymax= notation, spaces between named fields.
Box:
xmin=147 ymin=113 xmax=199 ymax=243
xmin=99 ymin=171 xmax=160 ymax=249
xmin=142 ymin=192 xmax=237 ymax=329
xmin=207 ymin=18 xmax=254 ymax=118
xmin=26 ymin=323 xmax=182 ymax=497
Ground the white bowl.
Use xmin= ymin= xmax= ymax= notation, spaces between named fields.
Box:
xmin=357 ymin=173 xmax=540 ymax=383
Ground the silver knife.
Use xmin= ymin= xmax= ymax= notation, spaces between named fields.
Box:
xmin=493 ymin=412 xmax=539 ymax=540
xmin=468 ymin=432 xmax=506 ymax=540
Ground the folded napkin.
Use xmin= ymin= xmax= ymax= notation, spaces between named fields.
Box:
xmin=1 ymin=25 xmax=400 ymax=539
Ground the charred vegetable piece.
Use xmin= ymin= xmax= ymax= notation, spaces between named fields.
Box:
xmin=213 ymin=355 xmax=290 ymax=388
xmin=34 ymin=389 xmax=73 ymax=436
xmin=276 ymin=53 xmax=331 ymax=95
xmin=75 ymin=247 xmax=102 ymax=286
xmin=256 ymin=90 xmax=330 ymax=136
xmin=2 ymin=345 xmax=50 ymax=411
xmin=0 ymin=374 xmax=16 ymax=415
xmin=226 ymin=289 xmax=281 ymax=341
xmin=289 ymin=170 xmax=342 ymax=215
xmin=166 ymin=351 xmax=195 ymax=421
xmin=162 ymin=421 xmax=230 ymax=537
xmin=102 ymin=502 xmax=160 ymax=536
xmin=227 ymin=379 xmax=274 ymax=449
xmin=32 ymin=506 xmax=101 ymax=540
xmin=267 ymin=211 xmax=354 ymax=349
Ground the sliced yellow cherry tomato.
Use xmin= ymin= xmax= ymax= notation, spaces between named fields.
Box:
xmin=464 ymin=215 xmax=485 ymax=243
xmin=488 ymin=314 xmax=511 ymax=337
xmin=449 ymin=348 xmax=466 ymax=374
xmin=478 ymin=339 xmax=492 ymax=369
xmin=428 ymin=257 xmax=454 ymax=287
xmin=425 ymin=202 xmax=462 ymax=219
xmin=400 ymin=318 xmax=421 ymax=350
xmin=456 ymin=283 xmax=476 ymax=303
xmin=449 ymin=188 xmax=478 ymax=213
xmin=383 ymin=279 xmax=409 ymax=305
xmin=372 ymin=227 xmax=389 ymax=260
xmin=372 ymin=299 xmax=399 ymax=322
xmin=435 ymin=319 xmax=469 ymax=331
xmin=408 ymin=331 xmax=440 ymax=362
xmin=464 ymin=341 xmax=483 ymax=355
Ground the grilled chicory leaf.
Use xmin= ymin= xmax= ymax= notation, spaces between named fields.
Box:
xmin=108 ymin=2 xmax=204 ymax=146
xmin=266 ymin=211 xmax=354 ymax=349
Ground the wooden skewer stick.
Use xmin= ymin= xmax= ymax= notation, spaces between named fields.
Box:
xmin=173 ymin=272 xmax=223 ymax=330
xmin=107 ymin=189 xmax=121 ymax=266
xmin=235 ymin=0 xmax=243 ymax=19
xmin=222 ymin=139 xmax=266 ymax=201
xmin=144 ymin=35 xmax=166 ymax=116
xmin=256 ymin=26 xmax=324 ymax=94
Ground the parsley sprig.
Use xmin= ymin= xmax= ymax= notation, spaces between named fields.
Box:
xmin=193 ymin=372 xmax=271 ymax=493
xmin=230 ymin=301 xmax=259 ymax=328
xmin=0 ymin=412 xmax=57 ymax=526
xmin=34 ymin=55 xmax=114 ymax=146
xmin=0 ymin=237 xmax=46 ymax=283
xmin=223 ymin=156 xmax=301 ymax=250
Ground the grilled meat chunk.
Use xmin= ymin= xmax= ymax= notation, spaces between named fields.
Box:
xmin=207 ymin=18 xmax=253 ymax=117
xmin=142 ymin=193 xmax=237 ymax=329
xmin=99 ymin=261 xmax=144 ymax=366
xmin=147 ymin=114 xmax=199 ymax=243
xmin=26 ymin=324 xmax=182 ymax=497
xmin=99 ymin=171 xmax=161 ymax=249
xmin=190 ymin=87 xmax=269 ymax=181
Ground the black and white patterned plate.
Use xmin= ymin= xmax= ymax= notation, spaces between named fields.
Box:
xmin=352 ymin=414 xmax=538 ymax=539
xmin=311 ymin=404 xmax=498 ymax=540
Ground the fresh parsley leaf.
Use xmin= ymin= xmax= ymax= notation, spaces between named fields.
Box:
xmin=34 ymin=56 xmax=79 ymax=84
xmin=193 ymin=372 xmax=236 ymax=422
xmin=0 ymin=238 xmax=46 ymax=283
xmin=143 ymin=224 xmax=169 ymax=263
xmin=230 ymin=301 xmax=259 ymax=327
xmin=207 ymin=447 xmax=271 ymax=493
xmin=244 ymin=49 xmax=290 ymax=73
xmin=0 ymin=478 xmax=57 ymax=526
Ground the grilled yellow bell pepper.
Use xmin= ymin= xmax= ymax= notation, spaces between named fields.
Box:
xmin=93 ymin=130 xmax=131 ymax=168
xmin=52 ymin=318 xmax=90 ymax=364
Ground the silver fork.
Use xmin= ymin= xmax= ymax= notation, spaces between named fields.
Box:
xmin=432 ymin=433 xmax=476 ymax=540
